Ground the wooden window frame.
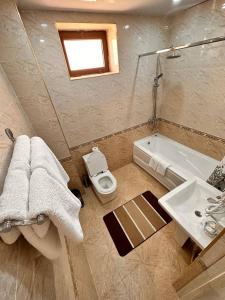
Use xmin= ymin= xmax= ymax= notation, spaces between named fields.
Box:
xmin=59 ymin=30 xmax=110 ymax=78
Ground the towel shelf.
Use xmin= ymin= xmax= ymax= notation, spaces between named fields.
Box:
xmin=0 ymin=214 xmax=48 ymax=233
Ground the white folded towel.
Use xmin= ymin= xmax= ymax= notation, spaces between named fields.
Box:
xmin=30 ymin=137 xmax=70 ymax=237
xmin=156 ymin=159 xmax=171 ymax=176
xmin=28 ymin=168 xmax=83 ymax=243
xmin=19 ymin=223 xmax=61 ymax=260
xmin=30 ymin=137 xmax=69 ymax=186
xmin=149 ymin=154 xmax=170 ymax=176
xmin=8 ymin=135 xmax=30 ymax=174
xmin=0 ymin=135 xmax=31 ymax=244
xmin=149 ymin=154 xmax=160 ymax=171
xmin=0 ymin=169 xmax=29 ymax=244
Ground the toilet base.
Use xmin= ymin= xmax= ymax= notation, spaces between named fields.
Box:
xmin=92 ymin=185 xmax=117 ymax=204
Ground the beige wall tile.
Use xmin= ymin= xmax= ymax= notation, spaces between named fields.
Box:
xmin=61 ymin=158 xmax=84 ymax=193
xmin=0 ymin=65 xmax=35 ymax=192
xmin=159 ymin=120 xmax=225 ymax=161
xmin=20 ymin=10 xmax=168 ymax=148
xmin=71 ymin=123 xmax=153 ymax=178
xmin=160 ymin=0 xmax=225 ymax=140
xmin=0 ymin=0 xmax=70 ymax=159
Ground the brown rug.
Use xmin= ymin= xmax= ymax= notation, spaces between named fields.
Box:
xmin=103 ymin=191 xmax=172 ymax=256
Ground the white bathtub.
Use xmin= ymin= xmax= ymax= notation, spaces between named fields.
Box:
xmin=133 ymin=134 xmax=218 ymax=190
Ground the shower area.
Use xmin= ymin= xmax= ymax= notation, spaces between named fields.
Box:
xmin=139 ymin=35 xmax=225 ymax=131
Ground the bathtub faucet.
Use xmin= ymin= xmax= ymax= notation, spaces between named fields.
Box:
xmin=149 ymin=117 xmax=158 ymax=131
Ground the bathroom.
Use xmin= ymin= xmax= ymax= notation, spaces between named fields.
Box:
xmin=0 ymin=0 xmax=225 ymax=299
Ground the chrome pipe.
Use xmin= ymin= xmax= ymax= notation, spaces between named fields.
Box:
xmin=139 ymin=36 xmax=225 ymax=58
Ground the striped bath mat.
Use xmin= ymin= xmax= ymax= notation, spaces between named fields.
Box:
xmin=103 ymin=191 xmax=172 ymax=256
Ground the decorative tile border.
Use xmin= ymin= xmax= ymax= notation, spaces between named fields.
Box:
xmin=69 ymin=122 xmax=150 ymax=151
xmin=159 ymin=118 xmax=225 ymax=145
xmin=60 ymin=117 xmax=225 ymax=162
xmin=60 ymin=156 xmax=72 ymax=163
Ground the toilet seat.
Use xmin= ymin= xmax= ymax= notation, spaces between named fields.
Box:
xmin=85 ymin=151 xmax=108 ymax=177
xmin=91 ymin=171 xmax=117 ymax=194
xmin=82 ymin=148 xmax=117 ymax=203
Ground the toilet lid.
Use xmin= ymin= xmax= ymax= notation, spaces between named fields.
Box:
xmin=86 ymin=151 xmax=108 ymax=176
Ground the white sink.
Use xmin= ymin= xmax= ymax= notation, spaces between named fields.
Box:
xmin=159 ymin=177 xmax=223 ymax=249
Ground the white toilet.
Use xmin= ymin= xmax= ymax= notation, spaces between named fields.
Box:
xmin=83 ymin=147 xmax=117 ymax=203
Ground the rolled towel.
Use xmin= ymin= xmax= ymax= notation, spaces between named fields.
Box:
xmin=30 ymin=137 xmax=69 ymax=187
xmin=28 ymin=168 xmax=83 ymax=243
xmin=19 ymin=223 xmax=61 ymax=260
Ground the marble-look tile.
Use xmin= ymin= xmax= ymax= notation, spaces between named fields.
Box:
xmin=20 ymin=10 xmax=169 ymax=148
xmin=0 ymin=237 xmax=56 ymax=300
xmin=79 ymin=163 xmax=191 ymax=299
xmin=160 ymin=0 xmax=225 ymax=141
xmin=0 ymin=0 xmax=70 ymax=160
xmin=71 ymin=123 xmax=153 ymax=178
xmin=66 ymin=241 xmax=98 ymax=300
xmin=0 ymin=65 xmax=35 ymax=193
xmin=159 ymin=120 xmax=225 ymax=161
xmin=61 ymin=158 xmax=84 ymax=193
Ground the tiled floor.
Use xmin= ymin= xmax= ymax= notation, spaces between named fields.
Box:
xmin=80 ymin=163 xmax=191 ymax=300
xmin=0 ymin=237 xmax=55 ymax=300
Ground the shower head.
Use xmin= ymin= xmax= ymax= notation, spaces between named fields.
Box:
xmin=167 ymin=48 xmax=181 ymax=59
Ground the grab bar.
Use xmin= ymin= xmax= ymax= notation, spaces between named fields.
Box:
xmin=0 ymin=129 xmax=49 ymax=233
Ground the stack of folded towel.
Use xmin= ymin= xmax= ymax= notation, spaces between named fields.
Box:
xmin=0 ymin=135 xmax=83 ymax=260
xmin=149 ymin=154 xmax=171 ymax=176
xmin=0 ymin=135 xmax=30 ymax=244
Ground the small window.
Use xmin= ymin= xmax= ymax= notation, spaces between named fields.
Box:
xmin=59 ymin=30 xmax=110 ymax=78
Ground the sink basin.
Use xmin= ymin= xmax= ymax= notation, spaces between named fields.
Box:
xmin=159 ymin=177 xmax=223 ymax=249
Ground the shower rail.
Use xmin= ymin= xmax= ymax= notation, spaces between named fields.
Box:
xmin=139 ymin=36 xmax=225 ymax=57
xmin=0 ymin=129 xmax=48 ymax=233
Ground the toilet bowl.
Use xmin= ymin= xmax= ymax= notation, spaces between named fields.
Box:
xmin=83 ymin=148 xmax=117 ymax=203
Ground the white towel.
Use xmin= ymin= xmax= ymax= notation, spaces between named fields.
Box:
xmin=28 ymin=168 xmax=83 ymax=243
xmin=19 ymin=223 xmax=61 ymax=260
xmin=31 ymin=137 xmax=69 ymax=186
xmin=0 ymin=169 xmax=28 ymax=244
xmin=149 ymin=154 xmax=170 ymax=176
xmin=30 ymin=137 xmax=70 ymax=237
xmin=0 ymin=135 xmax=30 ymax=244
xmin=149 ymin=154 xmax=160 ymax=171
xmin=8 ymin=135 xmax=30 ymax=174
xmin=156 ymin=159 xmax=171 ymax=176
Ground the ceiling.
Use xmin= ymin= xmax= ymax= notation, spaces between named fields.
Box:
xmin=17 ymin=0 xmax=207 ymax=16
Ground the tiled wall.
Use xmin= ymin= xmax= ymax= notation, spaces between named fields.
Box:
xmin=20 ymin=10 xmax=168 ymax=148
xmin=71 ymin=122 xmax=153 ymax=178
xmin=19 ymin=0 xmax=225 ymax=169
xmin=0 ymin=65 xmax=34 ymax=192
xmin=0 ymin=65 xmax=58 ymax=300
xmin=0 ymin=0 xmax=70 ymax=160
xmin=159 ymin=119 xmax=225 ymax=161
xmin=160 ymin=0 xmax=225 ymax=140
